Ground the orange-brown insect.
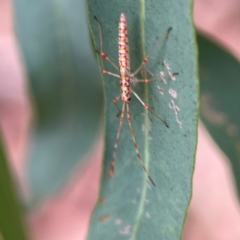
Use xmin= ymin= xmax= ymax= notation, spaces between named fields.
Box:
xmin=95 ymin=13 xmax=174 ymax=186
xmin=99 ymin=214 xmax=110 ymax=222
xmin=99 ymin=197 xmax=105 ymax=203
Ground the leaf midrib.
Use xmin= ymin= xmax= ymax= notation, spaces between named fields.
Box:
xmin=130 ymin=0 xmax=150 ymax=238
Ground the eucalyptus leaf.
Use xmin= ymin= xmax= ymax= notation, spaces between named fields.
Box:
xmin=0 ymin=134 xmax=29 ymax=240
xmin=198 ymin=33 xmax=240 ymax=197
xmin=87 ymin=0 xmax=198 ymax=239
xmin=12 ymin=0 xmax=103 ymax=205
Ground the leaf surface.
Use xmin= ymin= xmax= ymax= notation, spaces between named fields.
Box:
xmin=87 ymin=0 xmax=198 ymax=239
xmin=198 ymin=33 xmax=240 ymax=197
xmin=12 ymin=0 xmax=103 ymax=204
xmin=0 ymin=135 xmax=29 ymax=240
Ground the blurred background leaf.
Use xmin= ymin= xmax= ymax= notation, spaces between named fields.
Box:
xmin=198 ymin=33 xmax=240 ymax=197
xmin=87 ymin=0 xmax=198 ymax=239
xmin=0 ymin=134 xmax=29 ymax=240
xmin=12 ymin=0 xmax=103 ymax=205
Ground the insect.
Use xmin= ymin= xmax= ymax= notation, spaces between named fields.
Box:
xmin=94 ymin=13 xmax=175 ymax=186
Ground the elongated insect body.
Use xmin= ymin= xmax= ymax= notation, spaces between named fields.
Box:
xmin=94 ymin=13 xmax=174 ymax=186
xmin=118 ymin=13 xmax=131 ymax=103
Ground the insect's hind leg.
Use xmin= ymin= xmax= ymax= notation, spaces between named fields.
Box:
xmin=126 ymin=104 xmax=156 ymax=186
xmin=108 ymin=103 xmax=125 ymax=178
xmin=131 ymin=88 xmax=169 ymax=128
xmin=113 ymin=95 xmax=122 ymax=117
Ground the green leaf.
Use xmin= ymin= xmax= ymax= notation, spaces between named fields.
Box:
xmin=198 ymin=33 xmax=240 ymax=197
xmin=12 ymin=0 xmax=103 ymax=204
xmin=0 ymin=134 xmax=29 ymax=240
xmin=87 ymin=1 xmax=198 ymax=239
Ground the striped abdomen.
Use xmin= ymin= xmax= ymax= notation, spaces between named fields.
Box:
xmin=118 ymin=13 xmax=131 ymax=103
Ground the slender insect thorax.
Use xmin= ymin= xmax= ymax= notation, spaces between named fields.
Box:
xmin=118 ymin=13 xmax=131 ymax=103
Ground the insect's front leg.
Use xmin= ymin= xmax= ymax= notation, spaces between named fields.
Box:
xmin=131 ymin=27 xmax=172 ymax=77
xmin=94 ymin=16 xmax=119 ymax=77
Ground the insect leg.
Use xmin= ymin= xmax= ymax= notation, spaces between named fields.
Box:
xmin=131 ymin=77 xmax=161 ymax=85
xmin=126 ymin=104 xmax=155 ymax=186
xmin=109 ymin=103 xmax=125 ymax=178
xmin=113 ymin=95 xmax=121 ymax=117
xmin=131 ymin=27 xmax=172 ymax=77
xmin=131 ymin=72 xmax=179 ymax=85
xmin=131 ymin=88 xmax=169 ymax=128
xmin=94 ymin=16 xmax=119 ymax=72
